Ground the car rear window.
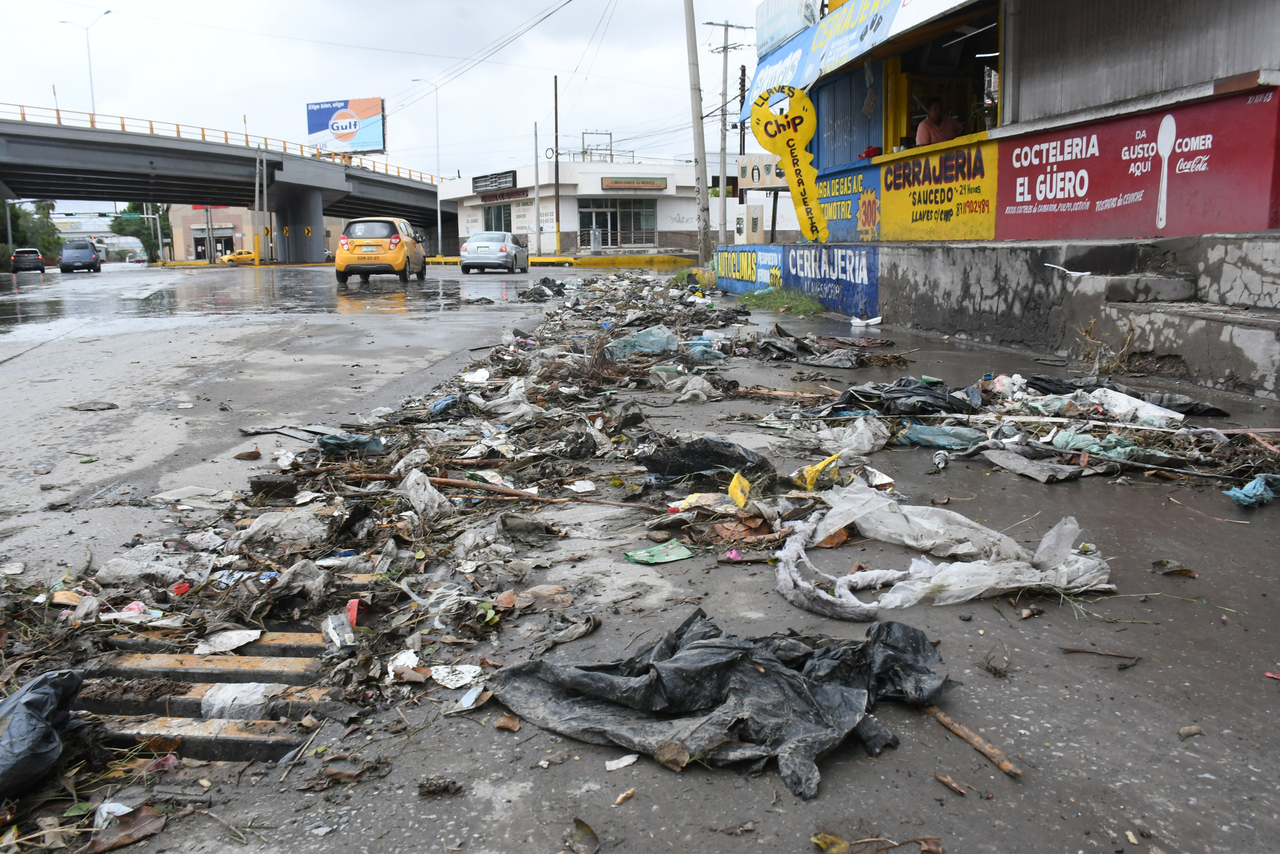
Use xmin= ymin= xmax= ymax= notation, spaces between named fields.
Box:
xmin=471 ymin=232 xmax=505 ymax=242
xmin=344 ymin=221 xmax=396 ymax=239
xmin=66 ymin=241 xmax=93 ymax=251
xmin=15 ymin=249 xmax=39 ymax=256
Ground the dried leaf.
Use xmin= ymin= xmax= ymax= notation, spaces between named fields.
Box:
xmin=919 ymin=840 xmax=946 ymax=854
xmin=613 ymin=787 xmax=636 ymax=806
xmin=85 ymin=806 xmax=166 ymax=853
xmin=814 ymin=526 xmax=850 ymax=549
xmin=495 ymin=714 xmax=521 ymax=732
xmin=233 ymin=448 xmax=262 ymax=461
xmin=566 ymin=817 xmax=600 ymax=854
xmin=653 ymin=741 xmax=690 ymax=772
xmin=811 ymin=834 xmax=851 ymax=853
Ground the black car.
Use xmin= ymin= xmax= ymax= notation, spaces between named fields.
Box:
xmin=59 ymin=240 xmax=102 ymax=273
xmin=10 ymin=248 xmax=45 ymax=273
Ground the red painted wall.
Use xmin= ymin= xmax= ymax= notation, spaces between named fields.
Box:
xmin=996 ymin=90 xmax=1280 ymax=239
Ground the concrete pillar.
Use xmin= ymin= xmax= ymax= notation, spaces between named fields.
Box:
xmin=278 ymin=187 xmax=325 ymax=263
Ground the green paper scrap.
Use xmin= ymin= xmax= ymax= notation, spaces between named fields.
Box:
xmin=624 ymin=541 xmax=694 ymax=564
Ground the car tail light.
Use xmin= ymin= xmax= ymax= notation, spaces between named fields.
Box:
xmin=339 ymin=235 xmax=349 ymax=250
xmin=389 ymin=234 xmax=401 ymax=250
xmin=500 ymin=245 xmax=508 ymax=252
xmin=461 ymin=244 xmax=468 ymax=253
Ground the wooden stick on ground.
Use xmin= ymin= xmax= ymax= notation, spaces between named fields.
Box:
xmin=923 ymin=705 xmax=1023 ymax=778
xmin=427 ymin=476 xmax=663 ymax=513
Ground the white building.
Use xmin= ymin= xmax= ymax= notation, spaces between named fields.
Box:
xmin=441 ymin=161 xmax=708 ymax=255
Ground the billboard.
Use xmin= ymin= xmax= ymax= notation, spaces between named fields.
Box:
xmin=996 ymin=91 xmax=1280 ymax=239
xmin=306 ymin=98 xmax=386 ymax=154
xmin=756 ymin=0 xmax=820 ymax=58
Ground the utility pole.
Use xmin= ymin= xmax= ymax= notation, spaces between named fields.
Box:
xmin=684 ymin=0 xmax=711 ymax=267
xmin=533 ymin=122 xmax=542 ymax=256
xmin=704 ymin=21 xmax=751 ymax=250
xmin=739 ymin=65 xmax=747 ymax=156
xmin=554 ymin=75 xmax=561 ymax=257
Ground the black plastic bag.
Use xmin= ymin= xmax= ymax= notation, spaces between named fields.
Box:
xmin=491 ymin=611 xmax=952 ymax=799
xmin=0 ymin=670 xmax=84 ymax=800
xmin=638 ymin=437 xmax=776 ymax=489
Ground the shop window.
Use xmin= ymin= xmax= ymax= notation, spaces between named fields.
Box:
xmin=483 ymin=204 xmax=512 ymax=232
xmin=578 ymin=198 xmax=657 ymax=246
xmin=815 ymin=63 xmax=883 ymax=172
xmin=882 ymin=6 xmax=999 ymax=151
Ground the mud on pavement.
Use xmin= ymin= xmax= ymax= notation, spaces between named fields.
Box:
xmin=1 ymin=270 xmax=1278 ymax=854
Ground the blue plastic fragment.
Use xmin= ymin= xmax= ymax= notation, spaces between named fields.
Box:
xmin=1223 ymin=473 xmax=1280 ymax=508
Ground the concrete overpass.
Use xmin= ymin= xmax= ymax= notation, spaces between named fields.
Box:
xmin=0 ymin=107 xmax=455 ymax=262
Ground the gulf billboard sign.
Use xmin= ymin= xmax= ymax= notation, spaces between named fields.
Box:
xmin=306 ymin=98 xmax=386 ymax=154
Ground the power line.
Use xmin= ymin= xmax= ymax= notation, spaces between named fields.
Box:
xmin=389 ymin=0 xmax=578 ymax=116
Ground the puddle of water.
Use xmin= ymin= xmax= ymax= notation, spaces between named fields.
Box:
xmin=0 ymin=265 xmax=529 ymax=331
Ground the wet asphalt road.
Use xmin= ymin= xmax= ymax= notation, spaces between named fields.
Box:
xmin=1 ymin=261 xmax=550 ymax=338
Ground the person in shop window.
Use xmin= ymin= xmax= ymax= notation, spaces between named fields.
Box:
xmin=915 ymin=97 xmax=964 ymax=146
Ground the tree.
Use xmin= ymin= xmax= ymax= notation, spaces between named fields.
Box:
xmin=110 ymin=202 xmax=172 ymax=262
xmin=0 ymin=201 xmax=64 ymax=270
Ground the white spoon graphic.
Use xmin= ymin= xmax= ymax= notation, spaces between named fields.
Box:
xmin=1156 ymin=114 xmax=1176 ymax=229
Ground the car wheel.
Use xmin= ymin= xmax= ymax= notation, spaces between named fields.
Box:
xmin=39 ymin=266 xmax=45 ymax=274
xmin=336 ymin=271 xmax=349 ymax=285
xmin=416 ymin=260 xmax=426 ymax=283
xmin=398 ymin=263 xmax=410 ymax=284
xmin=60 ymin=266 xmax=70 ymax=274
xmin=461 ymin=265 xmax=470 ymax=275
xmin=359 ymin=274 xmax=370 ymax=284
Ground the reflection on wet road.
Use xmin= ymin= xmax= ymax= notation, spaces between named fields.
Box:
xmin=0 ymin=264 xmax=534 ymax=331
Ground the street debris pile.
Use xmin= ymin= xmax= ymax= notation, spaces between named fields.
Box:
xmin=0 ymin=270 xmax=1274 ymax=848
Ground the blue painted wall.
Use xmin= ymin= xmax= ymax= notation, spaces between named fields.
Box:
xmin=715 ymin=243 xmax=878 ymax=319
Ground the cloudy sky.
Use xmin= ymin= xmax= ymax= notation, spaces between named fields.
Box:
xmin=3 ymin=0 xmax=768 ymax=208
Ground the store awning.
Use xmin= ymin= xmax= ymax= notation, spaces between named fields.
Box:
xmin=740 ymin=0 xmax=981 ymax=121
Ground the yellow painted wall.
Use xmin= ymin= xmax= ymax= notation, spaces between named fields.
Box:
xmin=878 ymin=138 xmax=997 ymax=240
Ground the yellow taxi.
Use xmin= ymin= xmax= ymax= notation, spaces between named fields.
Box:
xmin=219 ymin=249 xmax=258 ymax=265
xmin=335 ymin=217 xmax=427 ymax=285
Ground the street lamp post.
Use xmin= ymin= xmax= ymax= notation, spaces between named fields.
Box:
xmin=59 ymin=11 xmax=111 ymax=116
xmin=411 ymin=80 xmax=445 ymax=255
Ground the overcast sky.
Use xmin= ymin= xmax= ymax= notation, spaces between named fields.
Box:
xmin=3 ymin=0 xmax=768 ymax=210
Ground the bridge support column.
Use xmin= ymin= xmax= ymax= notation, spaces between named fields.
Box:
xmin=278 ymin=187 xmax=325 ymax=264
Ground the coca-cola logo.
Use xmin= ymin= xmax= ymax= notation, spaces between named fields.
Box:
xmin=1175 ymin=155 xmax=1210 ymax=174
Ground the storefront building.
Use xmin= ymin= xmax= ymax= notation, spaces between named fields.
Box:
xmin=441 ymin=162 xmax=705 ymax=254
xmin=720 ymin=0 xmax=1280 ymax=318
xmin=169 ymin=205 xmax=346 ymax=262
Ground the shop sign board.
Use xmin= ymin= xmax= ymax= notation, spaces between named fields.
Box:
xmin=881 ymin=139 xmax=998 ymax=240
xmin=752 ymin=86 xmax=828 ymax=242
xmin=601 ymin=177 xmax=667 ymax=190
xmin=756 ymin=0 xmax=820 ymax=58
xmin=715 ymin=244 xmax=878 ymax=318
xmin=815 ymin=165 xmax=882 ymax=242
xmin=996 ymin=90 xmax=1280 ymax=239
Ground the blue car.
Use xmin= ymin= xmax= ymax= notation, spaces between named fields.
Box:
xmin=59 ymin=240 xmax=102 ymax=273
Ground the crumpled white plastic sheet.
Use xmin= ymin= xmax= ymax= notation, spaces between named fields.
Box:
xmin=877 ymin=516 xmax=1114 ymax=609
xmin=816 ymin=416 xmax=890 ymax=457
xmin=814 ymin=483 xmax=1029 ymax=562
xmin=400 ymin=469 xmax=455 ymax=521
xmin=774 ymin=512 xmax=881 ymax=621
xmin=774 ymin=488 xmax=1113 ymax=619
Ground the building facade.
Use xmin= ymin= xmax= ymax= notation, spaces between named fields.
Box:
xmin=441 ymin=162 xmax=708 ymax=255
xmin=169 ymin=205 xmax=347 ymax=262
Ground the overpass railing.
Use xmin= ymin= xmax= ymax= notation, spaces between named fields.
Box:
xmin=0 ymin=103 xmax=443 ymax=186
